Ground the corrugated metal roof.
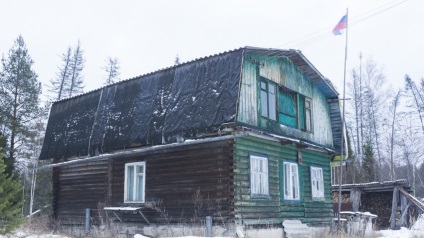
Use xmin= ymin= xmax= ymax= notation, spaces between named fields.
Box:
xmin=53 ymin=47 xmax=339 ymax=104
xmin=332 ymin=179 xmax=413 ymax=193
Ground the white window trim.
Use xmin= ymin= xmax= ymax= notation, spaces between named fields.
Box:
xmin=250 ymin=155 xmax=269 ymax=196
xmin=283 ymin=162 xmax=300 ymax=201
xmin=124 ymin=161 xmax=146 ymax=203
xmin=311 ymin=166 xmax=324 ymax=200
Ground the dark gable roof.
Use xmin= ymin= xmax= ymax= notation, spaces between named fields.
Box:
xmin=40 ymin=47 xmax=341 ymax=160
xmin=40 ymin=49 xmax=244 ymax=160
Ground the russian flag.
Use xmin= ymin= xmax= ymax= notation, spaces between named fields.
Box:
xmin=332 ymin=15 xmax=347 ymax=35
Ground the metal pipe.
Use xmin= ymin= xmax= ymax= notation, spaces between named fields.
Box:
xmin=206 ymin=216 xmax=212 ymax=237
xmin=85 ymin=208 xmax=91 ymax=233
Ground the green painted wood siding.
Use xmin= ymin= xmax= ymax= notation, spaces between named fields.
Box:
xmin=238 ymin=54 xmax=334 ymax=148
xmin=233 ymin=136 xmax=333 ymax=225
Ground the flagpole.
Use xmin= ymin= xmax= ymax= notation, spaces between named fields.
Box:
xmin=337 ymin=7 xmax=348 ymax=231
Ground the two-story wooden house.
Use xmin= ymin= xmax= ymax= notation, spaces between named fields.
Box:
xmin=39 ymin=47 xmax=342 ymax=232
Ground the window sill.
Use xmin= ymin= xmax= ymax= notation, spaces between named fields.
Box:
xmin=124 ymin=201 xmax=145 ymax=204
xmin=251 ymin=194 xmax=271 ymax=199
xmin=282 ymin=199 xmax=301 ymax=203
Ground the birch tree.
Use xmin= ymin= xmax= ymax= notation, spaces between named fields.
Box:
xmin=397 ymin=118 xmax=424 ymax=196
xmin=388 ymin=90 xmax=401 ymax=180
xmin=348 ymin=56 xmax=389 ymax=182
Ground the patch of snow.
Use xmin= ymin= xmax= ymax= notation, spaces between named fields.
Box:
xmin=412 ymin=214 xmax=424 ymax=232
xmin=135 ymin=236 xmax=232 ymax=238
xmin=377 ymin=227 xmax=411 ymax=238
xmin=103 ymin=206 xmax=141 ymax=211
xmin=134 ymin=235 xmax=150 ymax=238
xmin=0 ymin=231 xmax=70 ymax=238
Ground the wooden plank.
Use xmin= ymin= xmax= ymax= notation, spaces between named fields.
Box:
xmin=390 ymin=186 xmax=399 ymax=229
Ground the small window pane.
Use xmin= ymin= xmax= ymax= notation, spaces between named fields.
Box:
xmin=268 ymin=84 xmax=276 ymax=120
xmin=136 ymin=174 xmax=144 ymax=201
xmin=261 ymin=90 xmax=268 ymax=117
xmin=305 ymin=99 xmax=312 ymax=131
xmin=278 ymin=90 xmax=297 ymax=128
xmin=299 ymin=95 xmax=305 ymax=130
xmin=137 ymin=165 xmax=144 ymax=173
xmin=126 ymin=166 xmax=134 ymax=201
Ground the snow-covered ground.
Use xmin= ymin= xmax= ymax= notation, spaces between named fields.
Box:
xmin=2 ymin=214 xmax=423 ymax=238
xmin=1 ymin=229 xmax=423 ymax=238
xmin=0 ymin=231 xmax=70 ymax=238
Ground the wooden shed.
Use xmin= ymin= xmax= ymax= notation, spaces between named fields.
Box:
xmin=332 ymin=180 xmax=424 ymax=229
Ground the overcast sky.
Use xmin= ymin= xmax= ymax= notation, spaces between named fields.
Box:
xmin=0 ymin=0 xmax=422 ymax=101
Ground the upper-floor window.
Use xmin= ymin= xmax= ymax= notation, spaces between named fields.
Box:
xmin=278 ymin=88 xmax=297 ymax=128
xmin=299 ymin=96 xmax=313 ymax=132
xmin=260 ymin=80 xmax=313 ymax=132
xmin=310 ymin=166 xmax=324 ymax=200
xmin=124 ymin=162 xmax=146 ymax=203
xmin=250 ymin=155 xmax=269 ymax=196
xmin=305 ymin=98 xmax=312 ymax=131
xmin=260 ymin=80 xmax=276 ymax=120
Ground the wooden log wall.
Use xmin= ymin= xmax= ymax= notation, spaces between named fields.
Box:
xmin=53 ymin=159 xmax=109 ymax=224
xmin=109 ymin=139 xmax=234 ymax=223
xmin=53 ymin=139 xmax=235 ymax=224
xmin=233 ymin=136 xmax=333 ymax=226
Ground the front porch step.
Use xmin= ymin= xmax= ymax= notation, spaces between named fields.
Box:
xmin=282 ymin=220 xmax=310 ymax=238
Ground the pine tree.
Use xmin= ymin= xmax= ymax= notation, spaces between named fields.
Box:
xmin=102 ymin=57 xmax=120 ymax=85
xmin=0 ymin=135 xmax=24 ymax=235
xmin=362 ymin=141 xmax=376 ymax=182
xmin=0 ymin=35 xmax=41 ymax=175
xmin=68 ymin=41 xmax=85 ymax=97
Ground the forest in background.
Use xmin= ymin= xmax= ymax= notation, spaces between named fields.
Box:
xmin=0 ymin=36 xmax=422 ymax=227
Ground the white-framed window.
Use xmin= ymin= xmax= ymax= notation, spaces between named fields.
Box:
xmin=311 ymin=166 xmax=324 ymax=200
xmin=124 ymin=162 xmax=146 ymax=203
xmin=250 ymin=155 xmax=269 ymax=196
xmin=283 ymin=162 xmax=300 ymax=200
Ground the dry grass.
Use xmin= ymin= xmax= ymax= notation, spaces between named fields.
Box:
xmin=310 ymin=227 xmax=378 ymax=238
